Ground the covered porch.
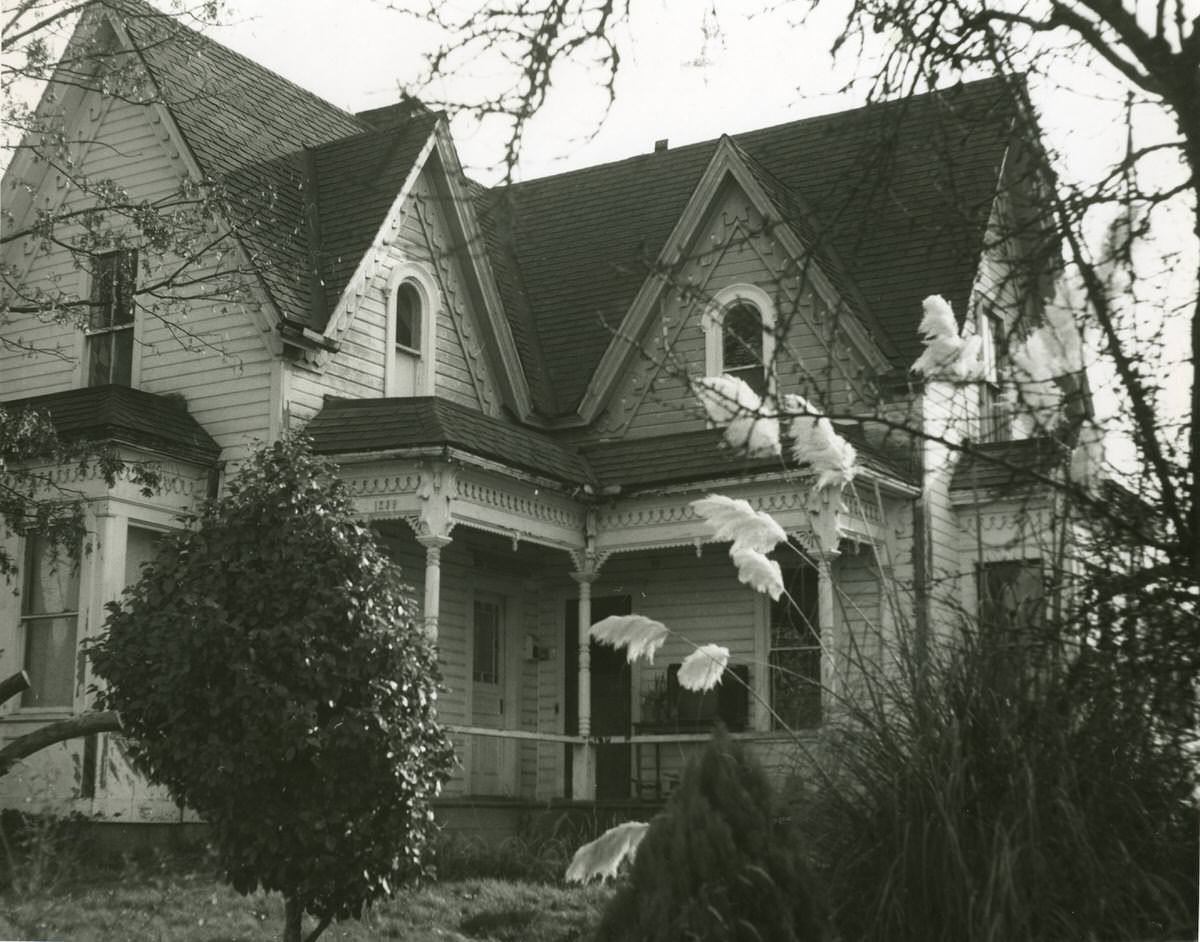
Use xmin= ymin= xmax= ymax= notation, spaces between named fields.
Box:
xmin=335 ymin=449 xmax=910 ymax=805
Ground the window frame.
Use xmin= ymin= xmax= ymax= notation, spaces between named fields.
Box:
xmin=382 ymin=263 xmax=437 ymax=397
xmin=18 ymin=533 xmax=82 ymax=713
xmin=703 ymin=284 xmax=777 ymax=396
xmin=85 ymin=249 xmax=138 ymax=388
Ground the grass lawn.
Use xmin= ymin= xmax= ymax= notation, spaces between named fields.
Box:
xmin=0 ymin=871 xmax=614 ymax=942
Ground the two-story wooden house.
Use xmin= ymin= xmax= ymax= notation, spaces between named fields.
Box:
xmin=0 ymin=1 xmax=1078 ymax=829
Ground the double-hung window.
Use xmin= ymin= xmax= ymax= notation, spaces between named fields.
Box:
xmin=768 ymin=560 xmax=821 ymax=728
xmin=20 ymin=534 xmax=81 ymax=710
xmin=86 ymin=249 xmax=138 ymax=386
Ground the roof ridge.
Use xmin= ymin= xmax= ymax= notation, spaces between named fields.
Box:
xmin=496 ymin=75 xmax=1010 ymax=191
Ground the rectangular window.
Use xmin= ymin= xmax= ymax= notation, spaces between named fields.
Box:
xmin=20 ymin=534 xmax=81 ymax=709
xmin=978 ymin=559 xmax=1045 ymax=632
xmin=473 ymin=597 xmax=502 ymax=684
xmin=86 ymin=249 xmax=137 ymax=387
xmin=769 ymin=561 xmax=821 ymax=729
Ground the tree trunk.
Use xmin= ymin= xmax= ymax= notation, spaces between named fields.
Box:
xmin=0 ymin=671 xmax=30 ymax=708
xmin=284 ymin=896 xmax=302 ymax=942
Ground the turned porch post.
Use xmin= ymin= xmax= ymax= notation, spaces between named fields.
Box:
xmin=816 ymin=549 xmax=839 ymax=712
xmin=570 ymin=565 xmax=598 ymax=800
xmin=416 ymin=533 xmax=452 ymax=644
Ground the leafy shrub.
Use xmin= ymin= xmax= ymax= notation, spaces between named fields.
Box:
xmin=593 ymin=729 xmax=826 ymax=942
xmin=800 ymin=622 xmax=1198 ymax=942
xmin=87 ymin=437 xmax=455 ymax=942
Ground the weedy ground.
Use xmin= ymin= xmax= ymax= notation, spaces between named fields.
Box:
xmin=1 ymin=870 xmax=612 ymax=941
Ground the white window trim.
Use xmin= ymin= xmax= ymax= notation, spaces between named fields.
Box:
xmin=702 ymin=283 xmax=777 ymax=392
xmin=383 ymin=262 xmax=438 ymax=397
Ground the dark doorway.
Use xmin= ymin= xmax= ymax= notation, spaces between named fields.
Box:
xmin=564 ymin=594 xmax=632 ymax=800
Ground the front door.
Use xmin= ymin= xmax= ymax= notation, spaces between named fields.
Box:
xmin=470 ymin=593 xmax=513 ymax=795
xmin=564 ymin=595 xmax=632 ymax=800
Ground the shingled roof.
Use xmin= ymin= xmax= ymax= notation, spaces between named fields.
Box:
xmin=108 ymin=5 xmax=1018 ymax=426
xmin=479 ymin=78 xmax=1017 ymax=415
xmin=4 ymin=386 xmax=220 ymax=466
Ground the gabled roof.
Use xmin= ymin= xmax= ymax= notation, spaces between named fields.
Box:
xmin=483 ymin=77 xmax=1017 ymax=415
xmin=112 ymin=1 xmax=440 ymax=330
xmin=3 ymin=386 xmax=220 ymax=466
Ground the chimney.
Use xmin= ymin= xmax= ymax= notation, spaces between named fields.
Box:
xmin=654 ymin=138 xmax=669 ymax=153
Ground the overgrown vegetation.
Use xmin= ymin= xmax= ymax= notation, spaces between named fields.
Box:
xmin=798 ymin=617 xmax=1198 ymax=942
xmin=87 ymin=436 xmax=456 ymax=942
xmin=594 ymin=731 xmax=826 ymax=942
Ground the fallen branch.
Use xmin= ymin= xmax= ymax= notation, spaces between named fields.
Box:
xmin=0 ymin=710 xmax=122 ymax=777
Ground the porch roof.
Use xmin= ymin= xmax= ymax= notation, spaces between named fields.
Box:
xmin=582 ymin=427 xmax=915 ymax=492
xmin=950 ymin=437 xmax=1065 ymax=492
xmin=2 ymin=385 xmax=220 ymax=465
xmin=308 ymin=395 xmax=913 ymax=493
xmin=307 ymin=396 xmax=594 ymax=485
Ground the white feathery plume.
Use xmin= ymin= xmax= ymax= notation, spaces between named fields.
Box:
xmin=565 ymin=821 xmax=650 ymax=883
xmin=694 ymin=375 xmax=781 ymax=458
xmin=589 ymin=615 xmax=669 ymax=665
xmin=911 ymin=294 xmax=985 ymax=380
xmin=677 ymin=644 xmax=731 ymax=693
xmin=1069 ymin=422 xmax=1106 ymax=491
xmin=691 ymin=494 xmax=787 ymax=554
xmin=729 ymin=546 xmax=784 ymax=600
xmin=784 ymin=394 xmax=858 ymax=490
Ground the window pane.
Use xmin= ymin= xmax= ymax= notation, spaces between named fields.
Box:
xmin=23 ymin=535 xmax=80 ymax=615
xmin=770 ymin=563 xmax=819 ymax=646
xmin=91 ymin=253 xmax=117 ymax=329
xmin=110 ymin=326 xmax=133 ymax=386
xmin=113 ymin=251 xmax=137 ymax=326
xmin=395 ymin=282 xmax=421 ymax=351
xmin=770 ymin=648 xmax=821 ymax=729
xmin=21 ymin=615 xmax=78 ymax=708
xmin=87 ymin=332 xmax=112 ymax=386
xmin=125 ymin=526 xmax=163 ymax=587
xmin=723 ymin=303 xmax=762 ymax=369
xmin=473 ymin=599 xmax=501 ymax=684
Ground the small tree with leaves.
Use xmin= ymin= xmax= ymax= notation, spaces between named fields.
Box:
xmin=87 ymin=436 xmax=455 ymax=942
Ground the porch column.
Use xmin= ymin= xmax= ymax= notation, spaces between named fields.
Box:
xmin=416 ymin=534 xmax=452 ymax=644
xmin=816 ymin=550 xmax=839 ymax=714
xmin=570 ymin=566 xmax=597 ymax=801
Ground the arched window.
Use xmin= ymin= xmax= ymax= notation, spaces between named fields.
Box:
xmin=722 ymin=301 xmax=766 ymax=395
xmin=704 ymin=285 xmax=776 ymax=397
xmin=394 ymin=281 xmax=421 ymax=352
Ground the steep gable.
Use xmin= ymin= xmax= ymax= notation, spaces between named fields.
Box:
xmin=482 ymin=77 xmax=1017 ymax=417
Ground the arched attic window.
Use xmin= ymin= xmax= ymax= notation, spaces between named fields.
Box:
xmin=704 ymin=285 xmax=777 ymax=397
xmin=384 ymin=267 xmax=436 ymax=397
